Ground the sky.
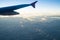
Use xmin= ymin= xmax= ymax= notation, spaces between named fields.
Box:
xmin=0 ymin=0 xmax=60 ymax=18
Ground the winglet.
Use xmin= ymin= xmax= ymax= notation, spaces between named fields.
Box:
xmin=31 ymin=1 xmax=38 ymax=8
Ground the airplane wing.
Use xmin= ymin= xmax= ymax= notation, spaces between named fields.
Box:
xmin=0 ymin=1 xmax=38 ymax=15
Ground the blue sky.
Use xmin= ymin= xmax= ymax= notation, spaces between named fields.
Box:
xmin=0 ymin=0 xmax=60 ymax=17
xmin=0 ymin=0 xmax=60 ymax=9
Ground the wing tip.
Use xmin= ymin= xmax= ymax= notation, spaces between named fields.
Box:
xmin=31 ymin=1 xmax=38 ymax=8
